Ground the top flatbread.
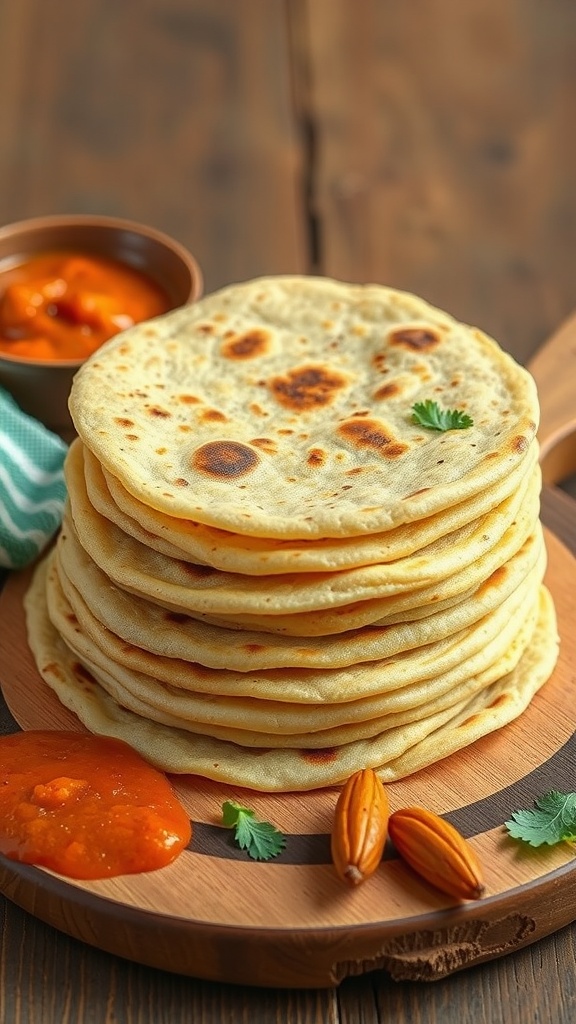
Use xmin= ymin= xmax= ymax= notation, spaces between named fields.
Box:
xmin=69 ymin=276 xmax=539 ymax=539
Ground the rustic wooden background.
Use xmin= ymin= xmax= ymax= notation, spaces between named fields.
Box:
xmin=2 ymin=0 xmax=576 ymax=364
xmin=1 ymin=0 xmax=576 ymax=1021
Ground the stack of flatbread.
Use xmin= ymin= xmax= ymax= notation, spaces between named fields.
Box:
xmin=24 ymin=277 xmax=559 ymax=791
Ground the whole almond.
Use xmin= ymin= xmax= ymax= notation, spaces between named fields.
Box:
xmin=388 ymin=805 xmax=485 ymax=901
xmin=331 ymin=768 xmax=390 ymax=886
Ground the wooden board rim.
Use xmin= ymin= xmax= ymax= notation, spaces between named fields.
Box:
xmin=2 ymin=852 xmax=576 ymax=988
xmin=0 ymin=526 xmax=575 ymax=987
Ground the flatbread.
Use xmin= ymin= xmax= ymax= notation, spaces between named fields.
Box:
xmin=81 ymin=440 xmax=538 ymax=575
xmin=23 ymin=276 xmax=557 ymax=793
xmin=68 ymin=276 xmax=539 ymax=539
xmin=50 ymin=545 xmax=544 ymax=707
xmin=46 ymin=552 xmax=540 ymax=741
xmin=25 ymin=559 xmax=559 ymax=790
xmin=64 ymin=447 xmax=541 ymax=625
xmin=55 ymin=515 xmax=546 ymax=676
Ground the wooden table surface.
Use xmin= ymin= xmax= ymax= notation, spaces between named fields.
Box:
xmin=1 ymin=1 xmax=576 ymax=1020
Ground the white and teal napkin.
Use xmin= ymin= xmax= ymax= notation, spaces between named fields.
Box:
xmin=0 ymin=387 xmax=67 ymax=569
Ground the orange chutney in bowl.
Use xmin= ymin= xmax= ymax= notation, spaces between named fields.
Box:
xmin=0 ymin=250 xmax=171 ymax=362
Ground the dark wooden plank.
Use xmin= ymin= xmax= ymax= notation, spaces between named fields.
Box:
xmin=298 ymin=0 xmax=576 ymax=364
xmin=368 ymin=924 xmax=576 ymax=1024
xmin=0 ymin=0 xmax=307 ymax=292
xmin=0 ymin=904 xmax=340 ymax=1024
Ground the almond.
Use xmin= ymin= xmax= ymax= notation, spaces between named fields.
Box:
xmin=331 ymin=768 xmax=389 ymax=886
xmin=388 ymin=805 xmax=485 ymax=901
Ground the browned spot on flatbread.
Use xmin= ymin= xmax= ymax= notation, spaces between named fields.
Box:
xmin=390 ymin=328 xmax=441 ymax=351
xmin=307 ymin=447 xmax=326 ymax=467
xmin=43 ymin=661 xmax=65 ymax=681
xmin=301 ymin=747 xmax=339 ymax=764
xmin=374 ymin=381 xmax=401 ymax=399
xmin=338 ymin=418 xmax=408 ymax=458
xmin=115 ymin=417 xmax=134 ymax=428
xmin=148 ymin=406 xmax=171 ymax=418
xmin=72 ymin=661 xmax=97 ymax=691
xmin=458 ymin=714 xmax=482 ymax=729
xmin=512 ymin=435 xmax=528 ymax=453
xmin=126 ymin=434 xmax=139 ymax=441
xmin=487 ymin=693 xmax=512 ymax=710
xmin=250 ymin=437 xmax=278 ymax=454
xmin=174 ymin=477 xmax=189 ymax=487
xmin=200 ymin=408 xmax=228 ymax=423
xmin=268 ymin=364 xmax=348 ymax=411
xmin=383 ymin=440 xmax=405 ymax=456
xmin=243 ymin=643 xmax=266 ymax=653
xmin=475 ymin=565 xmax=507 ymax=597
xmin=179 ymin=394 xmax=201 ymax=404
xmin=192 ymin=440 xmax=260 ymax=479
xmin=221 ymin=328 xmax=271 ymax=359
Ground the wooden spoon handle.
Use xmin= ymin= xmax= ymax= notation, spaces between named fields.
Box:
xmin=528 ymin=313 xmax=576 ymax=485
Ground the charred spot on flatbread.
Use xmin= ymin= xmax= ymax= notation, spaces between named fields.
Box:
xmin=221 ymin=328 xmax=271 ymax=359
xmin=268 ymin=364 xmax=348 ymax=411
xmin=337 ymin=417 xmax=408 ymax=458
xmin=191 ymin=441 xmax=260 ymax=479
xmin=389 ymin=327 xmax=442 ymax=351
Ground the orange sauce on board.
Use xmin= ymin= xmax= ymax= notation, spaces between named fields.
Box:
xmin=0 ymin=251 xmax=171 ymax=361
xmin=0 ymin=731 xmax=192 ymax=879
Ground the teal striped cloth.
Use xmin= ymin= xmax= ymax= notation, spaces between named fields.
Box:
xmin=0 ymin=386 xmax=67 ymax=569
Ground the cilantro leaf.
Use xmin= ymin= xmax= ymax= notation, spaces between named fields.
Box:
xmin=412 ymin=400 xmax=474 ymax=431
xmin=505 ymin=791 xmax=576 ymax=847
xmin=221 ymin=800 xmax=286 ymax=861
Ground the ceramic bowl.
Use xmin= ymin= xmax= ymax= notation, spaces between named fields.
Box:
xmin=0 ymin=214 xmax=203 ymax=438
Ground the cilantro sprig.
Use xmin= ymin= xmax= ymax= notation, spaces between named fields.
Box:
xmin=412 ymin=400 xmax=473 ymax=432
xmin=222 ymin=800 xmax=286 ymax=861
xmin=505 ymin=791 xmax=576 ymax=848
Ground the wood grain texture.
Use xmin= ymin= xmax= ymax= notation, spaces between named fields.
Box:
xmin=0 ymin=0 xmax=307 ymax=292
xmin=296 ymin=0 xmax=576 ymax=365
xmin=528 ymin=311 xmax=576 ymax=485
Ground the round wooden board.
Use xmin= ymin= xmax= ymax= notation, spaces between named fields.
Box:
xmin=0 ymin=527 xmax=575 ymax=989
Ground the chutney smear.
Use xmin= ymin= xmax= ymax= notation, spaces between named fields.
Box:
xmin=0 ymin=731 xmax=192 ymax=879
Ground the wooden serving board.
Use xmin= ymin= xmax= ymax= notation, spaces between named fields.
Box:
xmin=0 ymin=524 xmax=574 ymax=989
